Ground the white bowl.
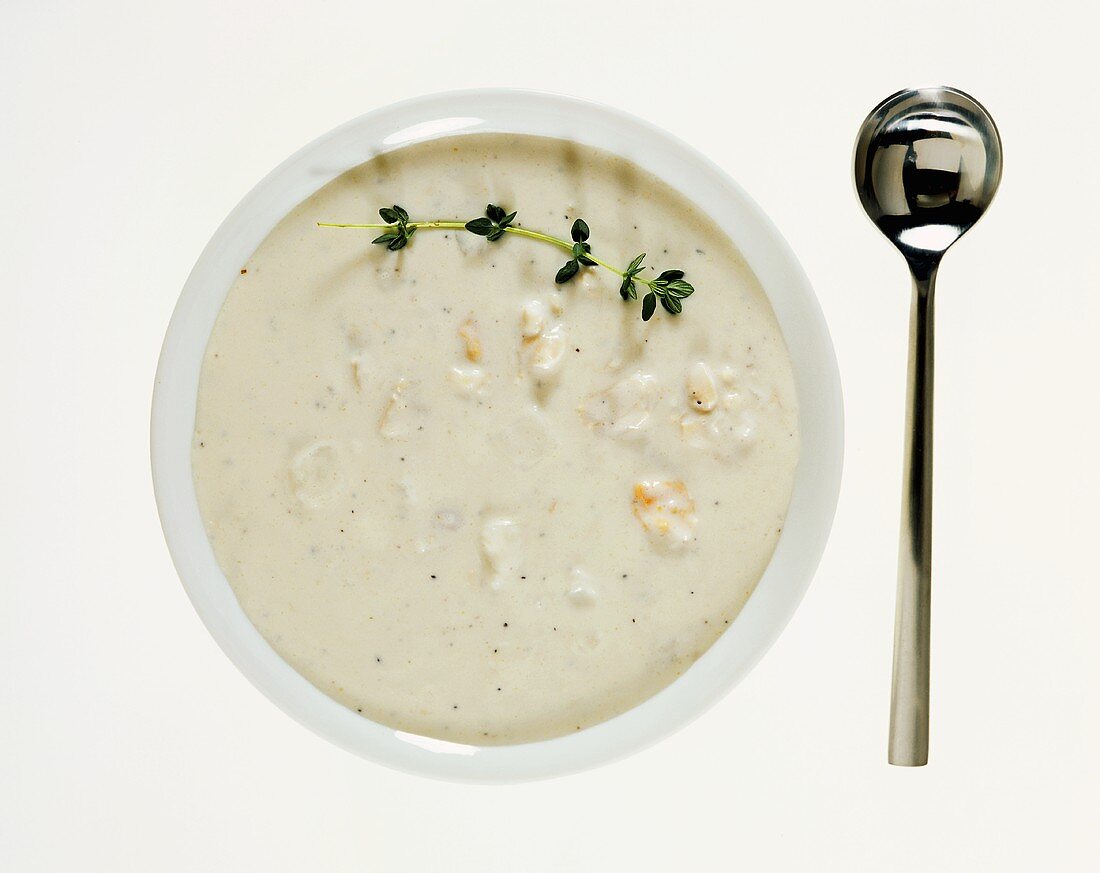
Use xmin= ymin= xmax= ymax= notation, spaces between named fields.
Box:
xmin=151 ymin=89 xmax=843 ymax=782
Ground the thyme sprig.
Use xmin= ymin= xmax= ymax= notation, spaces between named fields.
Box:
xmin=554 ymin=218 xmax=598 ymax=284
xmin=371 ymin=205 xmax=415 ymax=250
xmin=317 ymin=203 xmax=696 ymax=321
xmin=465 ymin=203 xmax=517 ymax=241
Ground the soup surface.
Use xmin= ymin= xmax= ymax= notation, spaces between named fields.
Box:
xmin=193 ymin=133 xmax=800 ymax=744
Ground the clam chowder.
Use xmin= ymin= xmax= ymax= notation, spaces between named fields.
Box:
xmin=192 ymin=134 xmax=800 ymax=744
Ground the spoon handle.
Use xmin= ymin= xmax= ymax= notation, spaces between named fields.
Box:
xmin=889 ymin=269 xmax=936 ymax=766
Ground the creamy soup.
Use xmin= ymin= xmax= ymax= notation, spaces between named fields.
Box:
xmin=193 ymin=133 xmax=800 ymax=744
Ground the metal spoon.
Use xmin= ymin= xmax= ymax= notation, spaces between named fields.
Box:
xmin=854 ymin=87 xmax=1002 ymax=766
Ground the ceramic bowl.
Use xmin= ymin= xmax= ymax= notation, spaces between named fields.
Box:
xmin=151 ymin=89 xmax=843 ymax=782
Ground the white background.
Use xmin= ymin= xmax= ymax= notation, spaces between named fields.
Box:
xmin=3 ymin=1 xmax=1098 ymax=870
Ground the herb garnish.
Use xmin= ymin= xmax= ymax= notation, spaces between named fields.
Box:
xmin=464 ymin=203 xmax=517 ymax=241
xmin=318 ymin=204 xmax=695 ymax=321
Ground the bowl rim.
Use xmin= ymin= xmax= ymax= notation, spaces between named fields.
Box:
xmin=151 ymin=87 xmax=843 ymax=783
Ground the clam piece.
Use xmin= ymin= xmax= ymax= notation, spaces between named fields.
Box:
xmin=677 ymin=361 xmax=772 ymax=458
xmin=631 ymin=479 xmax=698 ymax=548
xmin=350 ymin=354 xmax=369 ymax=391
xmin=520 ymin=300 xmax=548 ymax=338
xmin=480 ymin=517 xmax=523 ymax=590
xmin=379 ymin=379 xmax=418 ymax=439
xmin=686 ymin=362 xmax=718 ymax=413
xmin=458 ymin=319 xmax=482 ymax=362
xmin=519 ymin=299 xmax=567 ymax=382
xmin=579 ymin=372 xmax=655 ymax=439
xmin=567 ymin=567 xmax=599 ymax=607
xmin=526 ymin=325 xmax=566 ymax=376
xmin=679 ymin=402 xmax=759 ymax=458
xmin=448 ymin=366 xmax=487 ymax=398
xmin=290 ymin=440 xmax=340 ymax=508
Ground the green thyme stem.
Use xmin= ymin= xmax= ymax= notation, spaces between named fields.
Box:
xmin=503 ymin=227 xmax=630 ymax=278
xmin=316 ymin=221 xmax=638 ymax=282
xmin=316 ymin=221 xmax=467 ymax=230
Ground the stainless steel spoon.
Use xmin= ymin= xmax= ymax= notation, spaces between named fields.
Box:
xmin=854 ymin=87 xmax=1003 ymax=766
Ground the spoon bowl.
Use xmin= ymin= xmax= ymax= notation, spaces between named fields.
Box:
xmin=854 ymin=87 xmax=1002 ymax=766
xmin=855 ymin=87 xmax=1002 ymax=274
